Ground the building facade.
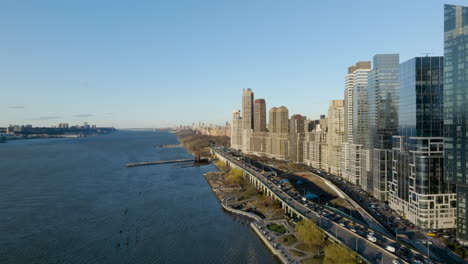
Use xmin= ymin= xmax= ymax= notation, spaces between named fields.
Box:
xmin=288 ymin=114 xmax=306 ymax=163
xmin=342 ymin=61 xmax=371 ymax=185
xmin=254 ymin=99 xmax=267 ymax=132
xmin=327 ymin=100 xmax=344 ymax=175
xmin=250 ymin=99 xmax=268 ymax=155
xmin=230 ymin=110 xmax=243 ymax=150
xmin=444 ymin=4 xmax=468 ymax=244
xmin=267 ymin=106 xmax=289 ymax=160
xmin=241 ymin=88 xmax=254 ymax=153
xmin=389 ymin=56 xmax=456 ymax=229
xmin=304 ymin=115 xmax=328 ymax=170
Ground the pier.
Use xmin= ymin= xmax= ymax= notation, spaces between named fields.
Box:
xmin=126 ymin=159 xmax=194 ymax=167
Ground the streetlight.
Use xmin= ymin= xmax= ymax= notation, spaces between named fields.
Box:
xmin=355 ymin=237 xmax=358 ymax=252
xmin=427 ymin=241 xmax=432 ymax=258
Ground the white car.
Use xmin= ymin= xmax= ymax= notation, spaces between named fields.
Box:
xmin=367 ymin=234 xmax=377 ymax=242
xmin=392 ymin=259 xmax=402 ymax=264
xmin=385 ymin=245 xmax=396 ymax=253
xmin=350 ymin=228 xmax=357 ymax=233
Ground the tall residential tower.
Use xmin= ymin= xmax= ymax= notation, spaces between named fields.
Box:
xmin=367 ymin=54 xmax=400 ymax=200
xmin=389 ymin=56 xmax=456 ymax=229
xmin=444 ymin=4 xmax=468 ymax=245
xmin=241 ymin=88 xmax=254 ymax=153
xmin=342 ymin=61 xmax=371 ymax=185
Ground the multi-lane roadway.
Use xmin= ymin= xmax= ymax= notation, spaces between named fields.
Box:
xmin=213 ymin=146 xmax=439 ymax=264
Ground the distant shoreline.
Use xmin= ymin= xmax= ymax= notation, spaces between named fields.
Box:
xmin=0 ymin=132 xmax=114 ymax=144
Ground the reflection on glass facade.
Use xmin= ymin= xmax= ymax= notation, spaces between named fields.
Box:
xmin=353 ymin=69 xmax=371 ymax=146
xmin=390 ymin=57 xmax=456 ymax=229
xmin=444 ymin=4 xmax=468 ymax=244
xmin=367 ymin=54 xmax=400 ymax=200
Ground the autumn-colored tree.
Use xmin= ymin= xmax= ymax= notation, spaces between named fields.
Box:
xmin=295 ymin=219 xmax=323 ymax=247
xmin=323 ymin=243 xmax=356 ymax=264
xmin=225 ymin=168 xmax=244 ymax=184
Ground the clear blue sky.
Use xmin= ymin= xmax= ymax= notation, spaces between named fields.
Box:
xmin=1 ymin=0 xmax=465 ymax=128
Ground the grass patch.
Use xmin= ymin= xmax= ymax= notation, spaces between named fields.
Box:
xmin=289 ymin=249 xmax=306 ymax=257
xmin=296 ymin=243 xmax=322 ymax=254
xmin=267 ymin=223 xmax=286 ymax=234
xmin=302 ymin=257 xmax=324 ymax=264
xmin=238 ymin=185 xmax=261 ymax=200
xmin=279 ymin=234 xmax=297 ymax=247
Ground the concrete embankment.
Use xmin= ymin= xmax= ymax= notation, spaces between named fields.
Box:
xmin=202 ymin=172 xmax=287 ymax=264
xmin=202 ymin=172 xmax=261 ymax=221
xmin=250 ymin=223 xmax=288 ymax=264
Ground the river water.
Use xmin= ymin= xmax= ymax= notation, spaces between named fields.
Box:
xmin=0 ymin=131 xmax=276 ymax=264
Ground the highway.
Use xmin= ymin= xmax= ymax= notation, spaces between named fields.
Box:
xmin=305 ymin=167 xmax=465 ymax=264
xmin=213 ymin=146 xmax=439 ymax=264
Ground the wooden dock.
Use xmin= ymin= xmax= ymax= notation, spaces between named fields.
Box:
xmin=126 ymin=159 xmax=194 ymax=168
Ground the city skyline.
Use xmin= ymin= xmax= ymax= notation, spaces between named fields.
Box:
xmin=225 ymin=2 xmax=468 ymax=251
xmin=2 ymin=0 xmax=467 ymax=128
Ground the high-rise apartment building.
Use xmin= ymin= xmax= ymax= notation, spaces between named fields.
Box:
xmin=367 ymin=54 xmax=400 ymax=200
xmin=389 ymin=56 xmax=456 ymax=229
xmin=254 ymin=99 xmax=267 ymax=132
xmin=230 ymin=110 xmax=243 ymax=150
xmin=288 ymin=114 xmax=306 ymax=163
xmin=342 ymin=61 xmax=371 ymax=185
xmin=303 ymin=115 xmax=328 ymax=170
xmin=444 ymin=4 xmax=468 ymax=245
xmin=242 ymin=88 xmax=254 ymax=130
xmin=251 ymin=99 xmax=268 ymax=154
xmin=326 ymin=100 xmax=344 ymax=175
xmin=241 ymin=88 xmax=254 ymax=153
xmin=266 ymin=106 xmax=289 ymax=160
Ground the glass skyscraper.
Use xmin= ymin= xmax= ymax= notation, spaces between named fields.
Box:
xmin=444 ymin=4 xmax=468 ymax=244
xmin=366 ymin=54 xmax=400 ymax=200
xmin=390 ymin=56 xmax=456 ymax=229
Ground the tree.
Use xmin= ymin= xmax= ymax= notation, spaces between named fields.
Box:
xmin=225 ymin=168 xmax=244 ymax=184
xmin=323 ymin=244 xmax=356 ymax=264
xmin=295 ymin=219 xmax=323 ymax=247
xmin=214 ymin=160 xmax=227 ymax=171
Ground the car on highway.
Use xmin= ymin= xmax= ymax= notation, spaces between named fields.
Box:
xmin=385 ymin=245 xmax=396 ymax=253
xmin=392 ymin=259 xmax=403 ymax=264
xmin=367 ymin=234 xmax=377 ymax=242
xmin=397 ymin=247 xmax=411 ymax=261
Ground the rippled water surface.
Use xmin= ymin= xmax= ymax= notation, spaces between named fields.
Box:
xmin=0 ymin=131 xmax=276 ymax=264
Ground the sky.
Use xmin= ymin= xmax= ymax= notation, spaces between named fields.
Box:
xmin=1 ymin=0 xmax=466 ymax=128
